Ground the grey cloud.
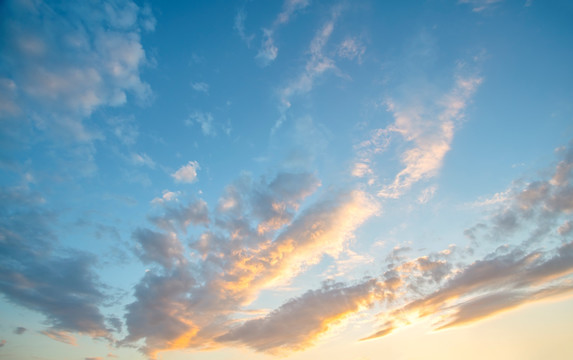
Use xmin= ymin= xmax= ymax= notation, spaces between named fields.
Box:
xmin=14 ymin=327 xmax=27 ymax=335
xmin=148 ymin=199 xmax=209 ymax=234
xmin=123 ymin=170 xmax=377 ymax=356
xmin=218 ymin=279 xmax=381 ymax=353
xmin=133 ymin=228 xmax=185 ymax=270
xmin=0 ymin=187 xmax=110 ymax=338
xmin=366 ymin=241 xmax=573 ymax=340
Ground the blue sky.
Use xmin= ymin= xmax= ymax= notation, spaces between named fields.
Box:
xmin=1 ymin=0 xmax=573 ymax=359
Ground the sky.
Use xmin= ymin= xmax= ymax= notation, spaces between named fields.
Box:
xmin=1 ymin=0 xmax=573 ymax=359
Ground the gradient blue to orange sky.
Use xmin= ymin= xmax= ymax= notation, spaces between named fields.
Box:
xmin=1 ymin=0 xmax=573 ymax=359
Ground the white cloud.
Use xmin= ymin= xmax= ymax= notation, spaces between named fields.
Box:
xmin=274 ymin=9 xmax=341 ymax=132
xmin=1 ymin=0 xmax=153 ymax=142
xmin=191 ymin=81 xmax=209 ymax=93
xmin=171 ymin=161 xmax=200 ymax=184
xmin=186 ymin=111 xmax=215 ymax=136
xmin=337 ymin=37 xmax=366 ymax=63
xmin=234 ymin=9 xmax=255 ymax=48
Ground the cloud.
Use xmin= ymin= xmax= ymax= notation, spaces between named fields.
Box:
xmin=171 ymin=161 xmax=200 ymax=183
xmin=185 ymin=111 xmax=216 ymax=136
xmin=234 ymin=9 xmax=255 ymax=48
xmin=190 ymin=81 xmax=209 ymax=93
xmin=0 ymin=339 xmax=5 ymax=347
xmin=148 ymin=198 xmax=209 ymax=233
xmin=0 ymin=187 xmax=110 ymax=339
xmin=337 ymin=37 xmax=366 ymax=63
xmin=122 ymin=168 xmax=379 ymax=357
xmin=14 ymin=327 xmax=27 ymax=335
xmin=0 ymin=0 xmax=153 ymax=143
xmin=151 ymin=190 xmax=181 ymax=205
xmin=459 ymin=0 xmax=503 ymax=12
xmin=40 ymin=329 xmax=77 ymax=346
xmin=218 ymin=279 xmax=381 ymax=353
xmin=274 ymin=8 xmax=341 ymax=132
xmin=133 ymin=228 xmax=186 ymax=270
xmin=256 ymin=0 xmax=310 ymax=66
xmin=376 ymin=75 xmax=482 ymax=198
xmin=364 ymin=143 xmax=573 ymax=340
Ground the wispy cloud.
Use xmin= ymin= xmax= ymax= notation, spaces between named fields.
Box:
xmin=234 ymin=9 xmax=255 ymax=48
xmin=185 ymin=111 xmax=216 ymax=136
xmin=337 ymin=37 xmax=366 ymax=63
xmin=353 ymin=66 xmax=482 ymax=198
xmin=256 ymin=0 xmax=310 ymax=66
xmin=274 ymin=8 xmax=341 ymax=132
xmin=190 ymin=81 xmax=209 ymax=93
xmin=41 ymin=330 xmax=77 ymax=346
xmin=459 ymin=0 xmax=503 ymax=12
xmin=364 ymin=142 xmax=573 ymax=339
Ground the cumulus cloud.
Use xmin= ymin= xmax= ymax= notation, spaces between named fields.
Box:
xmin=149 ymin=198 xmax=209 ymax=233
xmin=171 ymin=161 xmax=200 ymax=183
xmin=0 ymin=0 xmax=153 ymax=143
xmin=122 ymin=169 xmax=380 ymax=357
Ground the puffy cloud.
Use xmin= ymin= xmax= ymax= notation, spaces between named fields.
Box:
xmin=218 ymin=279 xmax=382 ymax=353
xmin=133 ymin=228 xmax=186 ymax=270
xmin=0 ymin=0 xmax=153 ymax=142
xmin=14 ymin=327 xmax=27 ymax=335
xmin=122 ymin=168 xmax=379 ymax=357
xmin=149 ymin=199 xmax=209 ymax=233
xmin=171 ymin=161 xmax=200 ymax=183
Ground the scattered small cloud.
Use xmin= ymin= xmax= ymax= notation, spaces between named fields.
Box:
xmin=337 ymin=37 xmax=366 ymax=63
xmin=171 ymin=161 xmax=200 ymax=184
xmin=191 ymin=81 xmax=209 ymax=93
xmin=185 ymin=111 xmax=216 ymax=136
